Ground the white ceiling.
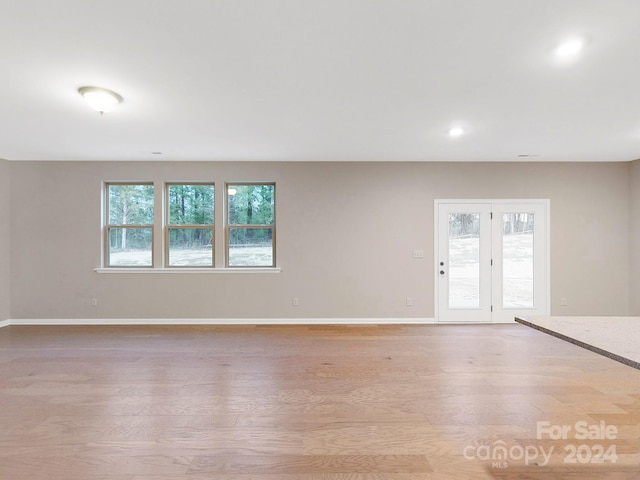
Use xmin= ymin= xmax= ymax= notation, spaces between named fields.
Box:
xmin=1 ymin=0 xmax=639 ymax=162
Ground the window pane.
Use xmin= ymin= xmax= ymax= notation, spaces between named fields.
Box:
xmin=448 ymin=213 xmax=480 ymax=308
xmin=109 ymin=184 xmax=154 ymax=224
xmin=108 ymin=228 xmax=152 ymax=266
xmin=168 ymin=228 xmax=213 ymax=266
xmin=228 ymin=184 xmax=274 ymax=225
xmin=168 ymin=184 xmax=214 ymax=225
xmin=228 ymin=227 xmax=273 ymax=266
xmin=503 ymin=213 xmax=534 ymax=308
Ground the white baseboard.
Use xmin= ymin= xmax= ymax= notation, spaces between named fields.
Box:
xmin=3 ymin=317 xmax=436 ymax=327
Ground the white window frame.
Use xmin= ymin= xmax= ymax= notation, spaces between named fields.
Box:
xmin=225 ymin=182 xmax=276 ymax=268
xmin=165 ymin=182 xmax=215 ymax=268
xmin=104 ymin=182 xmax=155 ymax=268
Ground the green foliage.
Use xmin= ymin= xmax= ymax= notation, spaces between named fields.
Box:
xmin=229 ymin=227 xmax=273 ymax=246
xmin=109 ymin=227 xmax=152 ymax=251
xmin=168 ymin=227 xmax=213 ymax=249
xmin=109 ymin=184 xmax=154 ymax=225
xmin=228 ymin=184 xmax=274 ymax=225
xmin=168 ymin=184 xmax=214 ymax=225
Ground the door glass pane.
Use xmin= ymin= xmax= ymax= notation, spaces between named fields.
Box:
xmin=448 ymin=213 xmax=480 ymax=308
xmin=502 ymin=213 xmax=534 ymax=308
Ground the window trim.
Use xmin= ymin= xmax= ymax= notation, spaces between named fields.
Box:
xmin=94 ymin=267 xmax=281 ymax=274
xmin=225 ymin=182 xmax=276 ymax=268
xmin=101 ymin=180 xmax=279 ymax=272
xmin=104 ymin=182 xmax=155 ymax=268
xmin=164 ymin=182 xmax=215 ymax=268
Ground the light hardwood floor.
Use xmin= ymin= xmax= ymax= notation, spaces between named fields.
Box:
xmin=0 ymin=324 xmax=638 ymax=479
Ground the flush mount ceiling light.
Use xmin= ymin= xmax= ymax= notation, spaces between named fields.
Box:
xmin=448 ymin=127 xmax=465 ymax=137
xmin=554 ymin=38 xmax=584 ymax=58
xmin=78 ymin=86 xmax=123 ymax=114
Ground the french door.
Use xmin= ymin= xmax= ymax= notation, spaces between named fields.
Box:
xmin=435 ymin=200 xmax=549 ymax=323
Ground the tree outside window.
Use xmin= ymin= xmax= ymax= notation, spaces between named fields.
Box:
xmin=106 ymin=183 xmax=154 ymax=267
xmin=166 ymin=184 xmax=215 ymax=267
xmin=226 ymin=183 xmax=275 ymax=267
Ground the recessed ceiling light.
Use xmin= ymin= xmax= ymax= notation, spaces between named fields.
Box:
xmin=448 ymin=127 xmax=465 ymax=137
xmin=555 ymin=38 xmax=584 ymax=58
xmin=151 ymin=152 xmax=163 ymax=155
xmin=78 ymin=86 xmax=123 ymax=114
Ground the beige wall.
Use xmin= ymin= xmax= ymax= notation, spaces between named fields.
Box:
xmin=8 ymin=161 xmax=631 ymax=320
xmin=631 ymin=160 xmax=640 ymax=315
xmin=0 ymin=159 xmax=10 ymax=322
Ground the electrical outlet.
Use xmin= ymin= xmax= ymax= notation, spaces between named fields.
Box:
xmin=412 ymin=250 xmax=424 ymax=258
xmin=561 ymin=297 xmax=567 ymax=306
xmin=292 ymin=298 xmax=299 ymax=307
xmin=91 ymin=298 xmax=99 ymax=307
xmin=406 ymin=297 xmax=413 ymax=307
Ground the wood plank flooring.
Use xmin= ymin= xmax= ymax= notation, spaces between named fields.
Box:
xmin=0 ymin=324 xmax=639 ymax=479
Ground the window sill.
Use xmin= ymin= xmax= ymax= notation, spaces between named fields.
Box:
xmin=94 ymin=267 xmax=281 ymax=274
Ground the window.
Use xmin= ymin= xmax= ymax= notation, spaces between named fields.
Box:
xmin=226 ymin=183 xmax=275 ymax=267
xmin=105 ymin=183 xmax=154 ymax=267
xmin=166 ymin=183 xmax=215 ymax=267
xmin=102 ymin=181 xmax=278 ymax=271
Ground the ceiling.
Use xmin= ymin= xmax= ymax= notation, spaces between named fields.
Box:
xmin=1 ymin=0 xmax=639 ymax=162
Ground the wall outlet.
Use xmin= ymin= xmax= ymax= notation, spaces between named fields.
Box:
xmin=412 ymin=250 xmax=424 ymax=258
xmin=406 ymin=297 xmax=413 ymax=307
xmin=292 ymin=297 xmax=299 ymax=307
xmin=91 ymin=298 xmax=99 ymax=307
xmin=560 ymin=297 xmax=567 ymax=306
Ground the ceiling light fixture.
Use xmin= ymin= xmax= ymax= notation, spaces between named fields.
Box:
xmin=554 ymin=38 xmax=584 ymax=58
xmin=448 ymin=127 xmax=465 ymax=137
xmin=78 ymin=86 xmax=123 ymax=114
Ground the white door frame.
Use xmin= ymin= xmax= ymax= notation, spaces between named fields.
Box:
xmin=434 ymin=199 xmax=550 ymax=323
